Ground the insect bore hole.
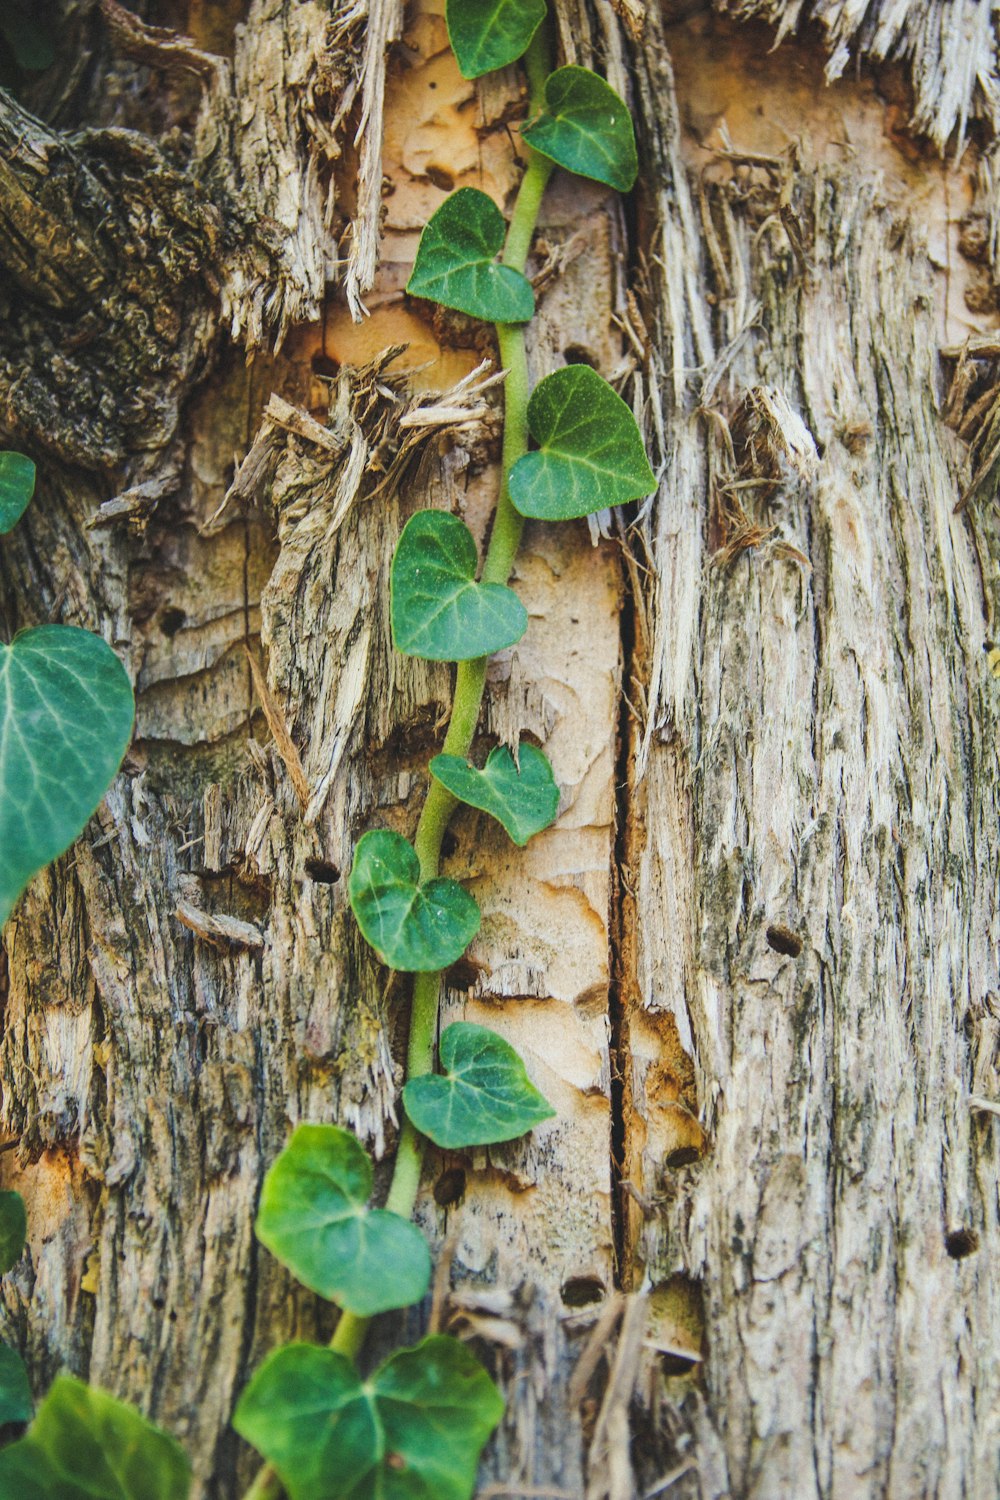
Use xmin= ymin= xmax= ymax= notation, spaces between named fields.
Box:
xmin=666 ymin=1145 xmax=702 ymax=1169
xmin=563 ymin=343 xmax=598 ymax=368
xmin=560 ymin=1275 xmax=605 ymax=1308
xmin=661 ymin=1349 xmax=700 ymax=1377
xmin=765 ymin=923 xmax=803 ymax=958
xmin=434 ymin=1167 xmax=467 ymax=1206
xmin=159 ymin=607 xmax=187 ymax=639
xmin=945 ymin=1227 xmax=979 ymax=1259
xmin=304 ymin=858 xmax=341 ymax=884
xmin=441 ymin=830 xmax=458 ymax=859
xmin=426 ymin=165 xmax=455 ymax=192
xmin=311 ymin=351 xmax=338 ymax=378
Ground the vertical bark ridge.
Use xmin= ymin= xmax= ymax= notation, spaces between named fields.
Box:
xmin=623 ymin=9 xmax=1000 ymax=1491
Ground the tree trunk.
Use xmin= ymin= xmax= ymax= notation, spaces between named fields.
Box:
xmin=1 ymin=1 xmax=997 ymax=1497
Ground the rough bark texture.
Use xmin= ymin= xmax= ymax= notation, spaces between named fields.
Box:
xmin=1 ymin=1 xmax=998 ymax=1498
xmin=619 ymin=11 xmax=1000 ymax=1497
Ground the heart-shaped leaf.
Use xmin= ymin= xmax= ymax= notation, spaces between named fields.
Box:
xmin=0 ymin=626 xmax=135 ymax=928
xmin=0 ymin=1376 xmax=191 ymax=1498
xmin=404 ymin=1022 xmax=555 ymax=1148
xmin=445 ymin=0 xmax=545 ymax=79
xmin=255 ymin=1123 xmax=431 ymax=1317
xmin=0 ymin=1190 xmax=26 ymax=1273
xmin=430 ymin=743 xmax=558 ymax=846
xmin=391 ymin=510 xmax=527 ymax=662
xmin=234 ymin=1336 xmax=503 ymax=1500
xmin=407 ymin=190 xmax=534 ymax=324
xmin=521 ymin=66 xmax=638 ymax=191
xmin=0 ymin=452 xmax=35 ymax=534
xmin=349 ymin=830 xmax=480 ymax=972
xmin=236 ymin=1345 xmax=376 ymax=1499
xmin=509 ymin=364 xmax=655 ymax=521
xmin=0 ymin=1346 xmax=32 ymax=1426
xmin=0 ymin=7 xmax=55 ymax=70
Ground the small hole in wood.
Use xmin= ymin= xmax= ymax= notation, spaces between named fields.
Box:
xmin=945 ymin=1227 xmax=979 ymax=1259
xmin=660 ymin=1350 xmax=699 ymax=1377
xmin=159 ymin=607 xmax=187 ymax=639
xmin=304 ymin=858 xmax=340 ymax=884
xmin=561 ymin=1276 xmax=605 ymax=1308
xmin=444 ymin=954 xmax=485 ymax=990
xmin=765 ymin=923 xmax=803 ymax=958
xmin=563 ymin=343 xmax=598 ymax=368
xmin=426 ymin=165 xmax=455 ymax=192
xmin=441 ymin=830 xmax=458 ymax=859
xmin=666 ymin=1145 xmax=701 ymax=1169
xmin=434 ymin=1167 xmax=466 ymax=1206
xmin=311 ymin=352 xmax=338 ymax=378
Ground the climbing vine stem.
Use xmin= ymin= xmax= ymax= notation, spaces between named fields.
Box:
xmin=200 ymin=4 xmax=652 ymax=1495
xmin=237 ymin=52 xmax=560 ymax=1491
xmin=323 ymin=24 xmax=555 ymax=1379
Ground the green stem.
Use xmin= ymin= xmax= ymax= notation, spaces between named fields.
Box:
xmin=483 ymin=322 xmax=530 ymax=587
xmin=242 ymin=32 xmax=556 ymax=1499
xmin=324 ymin=38 xmax=554 ymax=1379
xmin=502 ymin=20 xmax=553 ymax=264
xmin=523 ymin=15 xmax=550 ymax=110
xmin=499 ymin=149 xmax=553 ymax=286
xmin=242 ymin=1465 xmax=282 ymax=1500
xmin=382 ymin=22 xmax=553 ymax=1196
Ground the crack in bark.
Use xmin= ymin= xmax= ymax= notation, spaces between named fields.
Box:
xmin=608 ymin=538 xmax=634 ymax=1293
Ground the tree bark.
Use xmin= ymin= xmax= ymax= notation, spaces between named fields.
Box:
xmin=1 ymin=2 xmax=997 ymax=1498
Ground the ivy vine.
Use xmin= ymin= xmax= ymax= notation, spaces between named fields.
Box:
xmin=0 ymin=0 xmax=654 ymax=1494
xmin=238 ymin=4 xmax=651 ymax=1496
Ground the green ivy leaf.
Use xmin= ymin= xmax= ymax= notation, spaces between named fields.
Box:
xmin=521 ymin=66 xmax=638 ymax=191
xmin=370 ymin=1338 xmax=504 ymax=1498
xmin=0 ymin=452 xmax=35 ymax=534
xmin=0 ymin=1190 xmax=26 ymax=1273
xmin=234 ymin=1336 xmax=503 ymax=1500
xmin=430 ymin=743 xmax=558 ymax=846
xmin=349 ymin=830 xmax=480 ymax=972
xmin=0 ymin=1346 xmax=32 ymax=1426
xmin=407 ymin=190 xmax=534 ymax=324
xmin=0 ymin=626 xmax=135 ymax=928
xmin=445 ymin=0 xmax=545 ymax=79
xmin=509 ymin=365 xmax=655 ymax=521
xmin=235 ymin=1345 xmax=374 ymax=1500
xmin=255 ymin=1124 xmax=430 ymax=1317
xmin=404 ymin=1022 xmax=555 ymax=1148
xmin=0 ymin=1376 xmax=191 ymax=1498
xmin=0 ymin=7 xmax=55 ymax=71
xmin=391 ymin=510 xmax=527 ymax=662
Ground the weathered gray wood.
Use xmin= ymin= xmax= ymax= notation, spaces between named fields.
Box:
xmin=622 ymin=7 xmax=1000 ymax=1498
